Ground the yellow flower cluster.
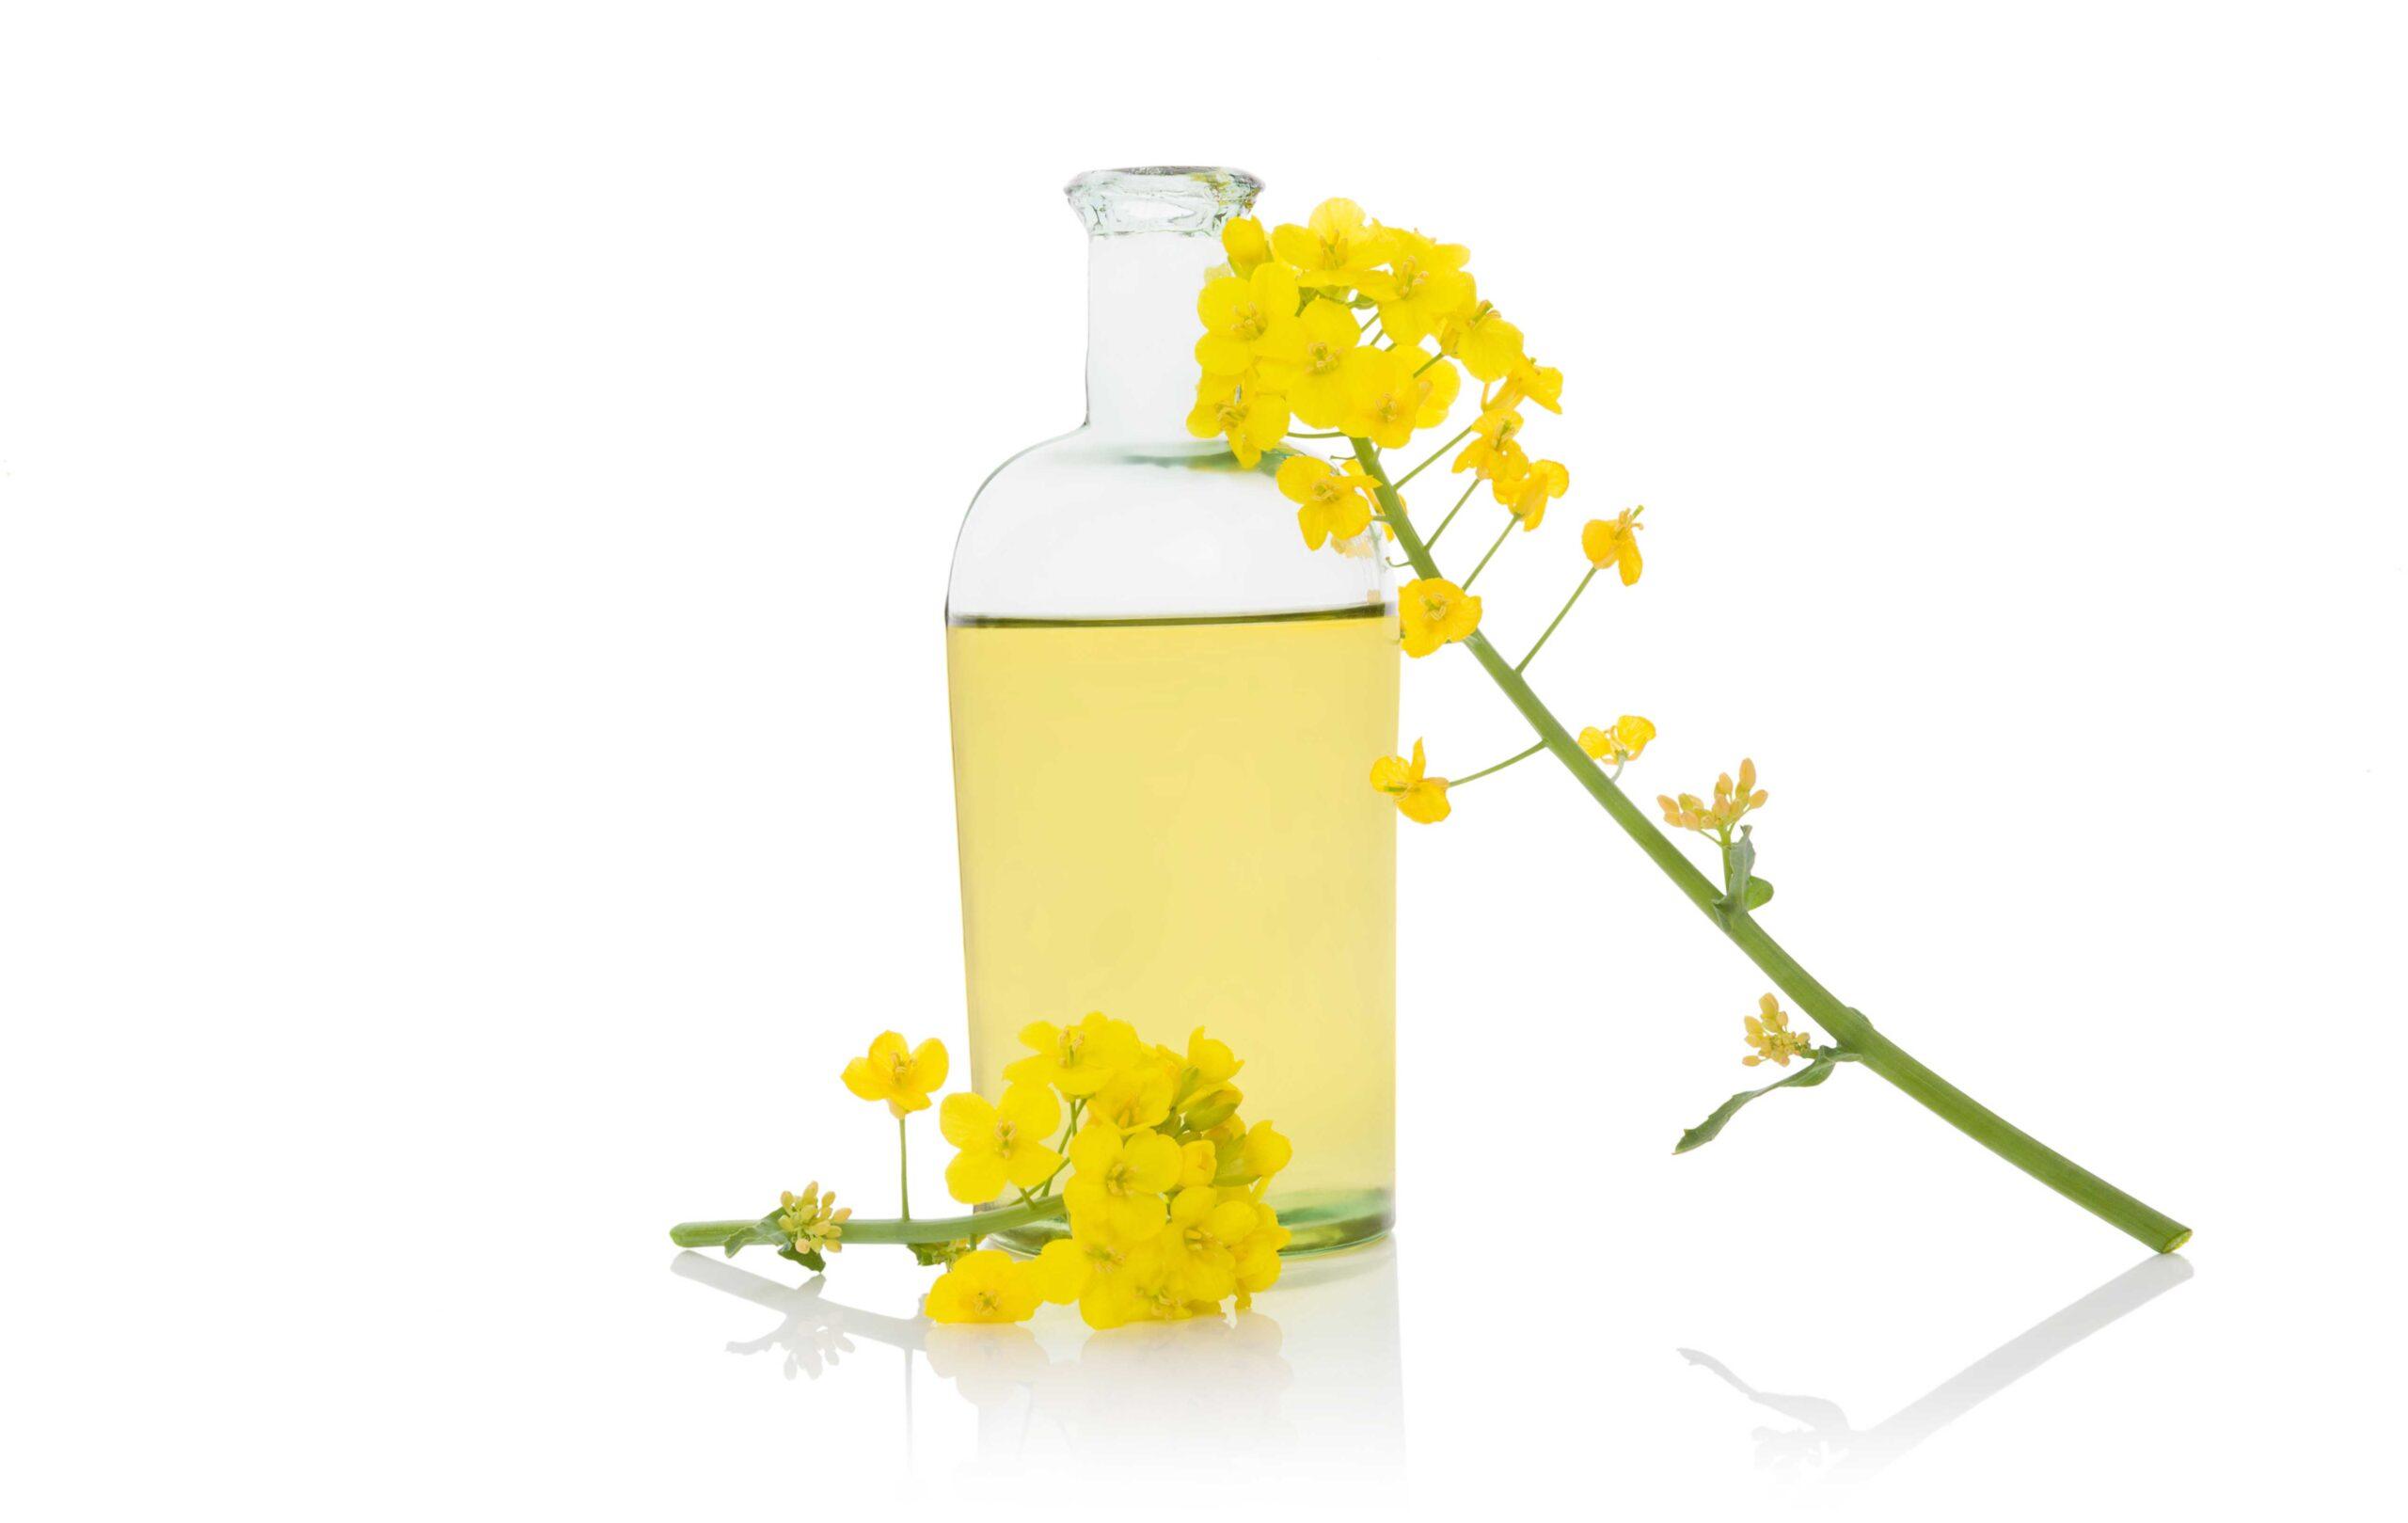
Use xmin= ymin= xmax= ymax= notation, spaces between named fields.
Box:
xmin=1743 ymin=994 xmax=1815 ymax=1068
xmin=1658 ymin=758 xmax=1769 ymax=841
xmin=927 ymin=1014 xmax=1294 ymax=1329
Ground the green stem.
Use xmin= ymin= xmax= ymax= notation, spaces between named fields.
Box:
xmin=896 ymin=1115 xmax=911 ymax=1221
xmin=1351 ymin=436 xmax=2189 ymax=1254
xmin=1394 ymin=423 xmax=1476 ymax=490
xmin=670 ymin=1197 xmax=1067 ymax=1252
xmin=1425 ymin=479 xmax=1481 ymax=551
xmin=1517 ymin=566 xmax=1597 ymax=674
xmin=1449 ymin=740 xmax=1545 ymax=787
xmin=1460 ymin=516 xmax=1517 ymax=591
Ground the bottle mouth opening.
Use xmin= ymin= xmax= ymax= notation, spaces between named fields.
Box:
xmin=1066 ymin=166 xmax=1261 ymax=236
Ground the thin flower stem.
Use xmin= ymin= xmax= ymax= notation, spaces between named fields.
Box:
xmin=670 ymin=1196 xmax=1068 ymax=1251
xmin=1448 ymin=740 xmax=1546 ymax=787
xmin=1517 ymin=566 xmax=1598 ymax=674
xmin=1349 ymin=436 xmax=2190 ymax=1254
xmin=896 ymin=1116 xmax=911 ymax=1221
xmin=1289 ymin=431 xmax=1349 ymax=439
xmin=1460 ymin=516 xmax=1517 ymax=591
xmin=1394 ymin=424 xmax=1476 ymax=490
xmin=1413 ymin=349 xmax=1447 ymax=377
xmin=1424 ymin=479 xmax=1481 ymax=552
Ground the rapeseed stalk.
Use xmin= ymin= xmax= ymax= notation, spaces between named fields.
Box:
xmin=1195 ymin=197 xmax=2188 ymax=1253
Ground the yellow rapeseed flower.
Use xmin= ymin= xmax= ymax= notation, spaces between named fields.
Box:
xmin=1370 ymin=738 xmax=1450 ymax=824
xmin=1195 ymin=262 xmax=1307 ymax=377
xmin=1162 ymin=1185 xmax=1259 ymax=1303
xmin=1744 ymin=993 xmax=1815 ymax=1068
xmin=1006 ymin=1011 xmax=1142 ymax=1097
xmin=1577 ymin=715 xmax=1656 ymax=768
xmin=1285 ymin=300 xmax=1368 ymax=428
xmin=1398 ymin=576 xmax=1481 ymax=658
xmin=1185 ymin=373 xmax=1289 ymax=468
xmin=924 ymin=1247 xmax=1055 ymax=1325
xmin=1439 ymin=305 xmax=1526 ymax=381
xmin=1489 ymin=356 xmax=1563 ymax=415
xmin=938 ymin=1082 xmax=1064 ymax=1204
xmin=1277 ymin=454 xmax=1375 ymax=550
xmin=1221 ymin=215 xmax=1272 ymax=278
xmin=839 ymin=1032 xmax=949 ymax=1118
xmin=1089 ymin=1062 xmax=1175 ymax=1133
xmin=1451 ymin=406 xmax=1529 ymax=483
xmin=1373 ymin=229 xmax=1477 ymax=346
xmin=1272 ymin=198 xmax=1392 ymax=291
xmin=1496 ymin=458 xmax=1569 ymax=530
xmin=1340 ymin=345 xmax=1457 ymax=449
xmin=1065 ymin=1121 xmax=1184 ymax=1243
xmin=1581 ymin=505 xmax=1646 ymax=586
xmin=1230 ymin=1196 xmax=1291 ymax=1309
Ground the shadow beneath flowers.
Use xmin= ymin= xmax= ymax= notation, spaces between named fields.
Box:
xmin=672 ymin=1237 xmax=1404 ymax=1473
xmin=1678 ymin=1251 xmax=2194 ymax=1486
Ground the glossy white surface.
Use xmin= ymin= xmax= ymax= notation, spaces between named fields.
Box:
xmin=3 ymin=4 xmax=2401 ymax=1516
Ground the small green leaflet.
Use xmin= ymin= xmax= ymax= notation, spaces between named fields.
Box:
xmin=1716 ymin=827 xmax=1772 ymax=921
xmin=1673 ymin=1055 xmax=1840 ymax=1154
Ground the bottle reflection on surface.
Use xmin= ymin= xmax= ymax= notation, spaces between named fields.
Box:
xmin=673 ymin=1238 xmax=1403 ymax=1474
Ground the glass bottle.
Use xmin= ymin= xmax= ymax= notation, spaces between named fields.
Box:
xmin=945 ymin=167 xmax=1397 ymax=1254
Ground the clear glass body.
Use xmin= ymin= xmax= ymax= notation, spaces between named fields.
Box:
xmin=945 ymin=168 xmax=1398 ymax=1253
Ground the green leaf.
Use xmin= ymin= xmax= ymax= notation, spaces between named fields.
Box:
xmin=1673 ymin=1056 xmax=1840 ymax=1154
xmin=1743 ymin=876 xmax=1774 ymax=910
xmin=721 ymin=1211 xmax=785 ymax=1258
xmin=777 ymin=1245 xmax=827 ymax=1273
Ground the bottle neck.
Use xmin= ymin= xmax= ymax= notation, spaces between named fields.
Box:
xmin=1084 ymin=230 xmax=1220 ymax=441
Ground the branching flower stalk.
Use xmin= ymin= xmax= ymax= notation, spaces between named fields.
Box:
xmin=1189 ymin=196 xmax=2189 ymax=1253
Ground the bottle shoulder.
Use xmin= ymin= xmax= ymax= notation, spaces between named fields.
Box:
xmin=946 ymin=429 xmax=1390 ymax=623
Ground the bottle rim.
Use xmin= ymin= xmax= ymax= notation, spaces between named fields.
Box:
xmin=1065 ymin=166 xmax=1260 ymax=237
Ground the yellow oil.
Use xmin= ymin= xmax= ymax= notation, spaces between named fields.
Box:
xmin=945 ymin=607 xmax=1398 ymax=1253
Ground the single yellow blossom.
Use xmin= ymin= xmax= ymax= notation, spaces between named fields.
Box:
xmin=1373 ymin=229 xmax=1477 ymax=346
xmin=1577 ymin=715 xmax=1656 ymax=768
xmin=938 ymin=1082 xmax=1065 ymax=1204
xmin=775 ymin=1182 xmax=850 ymax=1258
xmin=1488 ymin=356 xmax=1564 ymax=415
xmin=1398 ymin=576 xmax=1482 ymax=658
xmin=924 ymin=1248 xmax=1050 ymax=1325
xmin=1067 ymin=1218 xmax=1158 ymax=1330
xmin=1439 ymin=305 xmax=1526 ymax=381
xmin=1185 ymin=373 xmax=1289 ymax=468
xmin=1065 ymin=1121 xmax=1184 ymax=1243
xmin=1195 ymin=262 xmax=1307 ymax=377
xmin=1340 ymin=345 xmax=1457 ymax=449
xmin=1581 ymin=505 xmax=1646 ymax=586
xmin=1284 ymin=299 xmax=1368 ymax=427
xmin=1089 ymin=1062 xmax=1175 ymax=1134
xmin=1006 ymin=1011 xmax=1142 ymax=1097
xmin=1451 ymin=406 xmax=1529 ymax=483
xmin=840 ymin=1031 xmax=949 ymax=1118
xmin=1230 ymin=1196 xmax=1291 ymax=1309
xmin=1221 ymin=214 xmax=1272 ymax=278
xmin=1744 ymin=993 xmax=1815 ymax=1068
xmin=1496 ymin=458 xmax=1569 ymax=530
xmin=1236 ymin=1119 xmax=1292 ymax=1182
xmin=1176 ymin=1137 xmax=1220 ymax=1189
xmin=1370 ymin=738 xmax=1450 ymax=824
xmin=1277 ymin=453 xmax=1374 ymax=550
xmin=1162 ymin=1185 xmax=1259 ymax=1303
xmin=1271 ymin=198 xmax=1392 ymax=292
xmin=1657 ymin=757 xmax=1769 ymax=838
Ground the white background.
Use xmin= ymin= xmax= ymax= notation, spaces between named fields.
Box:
xmin=4 ymin=3 xmax=2402 ymax=1516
